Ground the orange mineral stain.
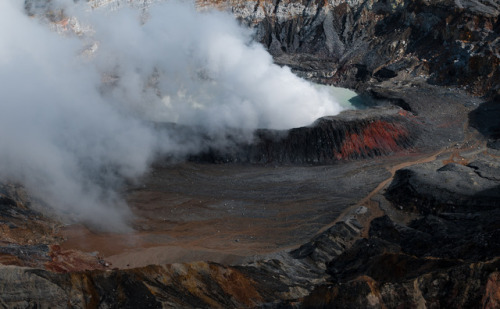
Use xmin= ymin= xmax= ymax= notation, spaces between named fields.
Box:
xmin=336 ymin=120 xmax=409 ymax=159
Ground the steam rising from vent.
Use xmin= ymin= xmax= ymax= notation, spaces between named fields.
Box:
xmin=76 ymin=0 xmax=347 ymax=130
xmin=0 ymin=0 xmax=351 ymax=230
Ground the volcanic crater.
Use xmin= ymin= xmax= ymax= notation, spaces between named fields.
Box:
xmin=0 ymin=0 xmax=499 ymax=307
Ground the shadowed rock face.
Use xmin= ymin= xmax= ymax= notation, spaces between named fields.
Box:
xmin=1 ymin=181 xmax=498 ymax=308
xmin=0 ymin=184 xmax=56 ymax=268
xmin=305 ymin=258 xmax=500 ymax=308
xmin=385 ymin=158 xmax=500 ymax=214
xmin=309 ymin=211 xmax=500 ymax=307
xmin=299 ymin=146 xmax=500 ymax=308
xmin=470 ymin=96 xmax=500 ymax=151
xmin=190 ymin=107 xmax=421 ymax=164
xmin=297 ymin=155 xmax=500 ymax=307
xmin=206 ymin=0 xmax=500 ymax=96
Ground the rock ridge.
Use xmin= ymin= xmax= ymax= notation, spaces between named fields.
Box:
xmin=189 ymin=107 xmax=421 ymax=164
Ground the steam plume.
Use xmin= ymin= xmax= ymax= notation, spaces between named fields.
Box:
xmin=0 ymin=0 xmax=350 ymax=230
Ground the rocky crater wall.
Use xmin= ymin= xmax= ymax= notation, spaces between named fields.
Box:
xmin=188 ymin=107 xmax=421 ymax=164
xmin=198 ymin=0 xmax=500 ymax=96
xmin=8 ymin=1 xmax=500 ymax=308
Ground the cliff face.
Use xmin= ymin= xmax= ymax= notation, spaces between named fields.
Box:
xmin=198 ymin=0 xmax=499 ymax=96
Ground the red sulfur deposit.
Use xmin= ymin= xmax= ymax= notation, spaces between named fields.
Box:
xmin=335 ymin=120 xmax=409 ymax=160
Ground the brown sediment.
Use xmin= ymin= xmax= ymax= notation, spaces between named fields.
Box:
xmin=54 ymin=105 xmax=472 ymax=271
xmin=442 ymin=149 xmax=469 ymax=165
xmin=58 ymin=208 xmax=327 ymax=269
xmin=57 ymin=156 xmax=391 ymax=269
xmin=56 ymin=110 xmax=424 ymax=270
xmin=57 ymin=224 xmax=146 ymax=257
xmin=483 ymin=272 xmax=500 ymax=309
xmin=52 ymin=141 xmax=487 ymax=270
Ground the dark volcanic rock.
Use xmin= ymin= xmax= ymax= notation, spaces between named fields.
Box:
xmin=302 ymin=150 xmax=500 ymax=308
xmin=385 ymin=159 xmax=500 ymax=214
xmin=469 ymin=97 xmax=500 ymax=151
xmin=0 ymin=223 xmax=359 ymax=308
xmin=190 ymin=107 xmax=421 ymax=164
xmin=0 ymin=186 xmax=374 ymax=307
xmin=305 ymin=258 xmax=500 ymax=308
xmin=310 ymin=212 xmax=500 ymax=307
xmin=230 ymin=0 xmax=500 ymax=96
xmin=290 ymin=220 xmax=360 ymax=267
xmin=327 ymin=238 xmax=461 ymax=283
xmin=0 ymin=184 xmax=106 ymax=272
xmin=370 ymin=214 xmax=500 ymax=261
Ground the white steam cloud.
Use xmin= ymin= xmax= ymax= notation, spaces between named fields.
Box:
xmin=0 ymin=0 xmax=349 ymax=230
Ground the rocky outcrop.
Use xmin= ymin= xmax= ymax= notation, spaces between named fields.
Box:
xmin=293 ymin=142 xmax=500 ymax=307
xmin=0 ymin=184 xmax=57 ymax=268
xmin=2 ymin=178 xmax=497 ymax=309
xmin=0 ymin=184 xmax=107 ymax=272
xmin=295 ymin=156 xmax=500 ymax=307
xmin=470 ymin=95 xmax=500 ymax=153
xmin=305 ymin=257 xmax=500 ymax=308
xmin=385 ymin=155 xmax=500 ymax=214
xmin=187 ymin=80 xmax=481 ymax=165
xmin=304 ymin=208 xmax=500 ymax=307
xmin=202 ymin=0 xmax=500 ymax=96
xmin=189 ymin=107 xmax=421 ymax=164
